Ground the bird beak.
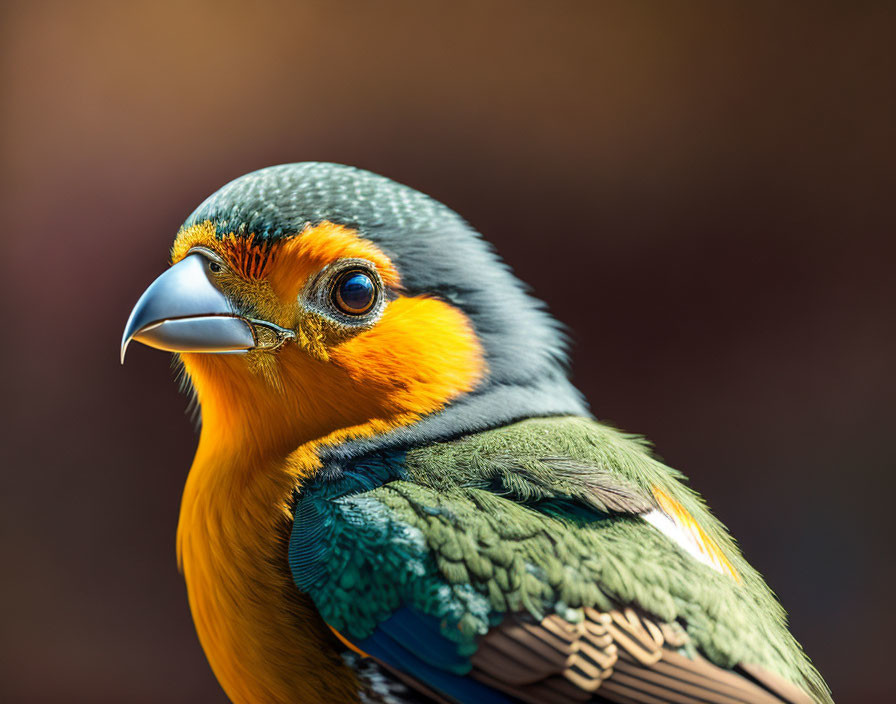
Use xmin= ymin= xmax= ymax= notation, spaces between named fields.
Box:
xmin=120 ymin=252 xmax=257 ymax=364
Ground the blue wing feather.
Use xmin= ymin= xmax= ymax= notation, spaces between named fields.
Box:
xmin=353 ymin=608 xmax=516 ymax=704
xmin=373 ymin=608 xmax=469 ymax=672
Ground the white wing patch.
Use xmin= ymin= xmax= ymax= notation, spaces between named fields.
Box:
xmin=642 ymin=488 xmax=740 ymax=581
xmin=642 ymin=509 xmax=726 ymax=574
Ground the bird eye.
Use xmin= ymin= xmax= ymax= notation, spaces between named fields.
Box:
xmin=332 ymin=269 xmax=377 ymax=316
xmin=208 ymin=260 xmax=222 ymax=273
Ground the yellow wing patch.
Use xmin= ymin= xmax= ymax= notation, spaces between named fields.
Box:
xmin=651 ymin=487 xmax=741 ymax=582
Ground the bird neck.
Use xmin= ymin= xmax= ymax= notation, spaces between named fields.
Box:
xmin=174 ymin=355 xmax=379 ymax=704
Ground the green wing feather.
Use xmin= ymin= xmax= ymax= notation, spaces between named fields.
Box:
xmin=294 ymin=416 xmax=831 ymax=703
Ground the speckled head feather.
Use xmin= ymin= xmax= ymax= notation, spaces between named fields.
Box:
xmin=183 ymin=162 xmax=589 ymax=454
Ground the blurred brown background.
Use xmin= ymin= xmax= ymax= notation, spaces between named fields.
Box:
xmin=2 ymin=1 xmax=894 ymax=702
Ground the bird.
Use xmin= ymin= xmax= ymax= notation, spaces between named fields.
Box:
xmin=121 ymin=163 xmax=832 ymax=704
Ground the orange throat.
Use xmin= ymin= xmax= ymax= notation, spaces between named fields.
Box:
xmin=175 ymin=382 xmax=359 ymax=704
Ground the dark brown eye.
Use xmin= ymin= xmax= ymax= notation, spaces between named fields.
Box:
xmin=208 ymin=260 xmax=222 ymax=273
xmin=332 ymin=270 xmax=377 ymax=316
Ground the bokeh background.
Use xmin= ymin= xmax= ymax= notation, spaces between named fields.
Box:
xmin=2 ymin=1 xmax=894 ymax=702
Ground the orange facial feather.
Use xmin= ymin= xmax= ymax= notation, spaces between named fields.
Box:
xmin=267 ymin=221 xmax=401 ymax=303
xmin=172 ymin=222 xmax=274 ymax=279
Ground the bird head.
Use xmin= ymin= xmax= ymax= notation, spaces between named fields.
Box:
xmin=123 ymin=163 xmax=586 ymax=462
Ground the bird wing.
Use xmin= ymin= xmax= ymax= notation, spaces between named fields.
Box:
xmin=288 ymin=417 xmax=828 ymax=704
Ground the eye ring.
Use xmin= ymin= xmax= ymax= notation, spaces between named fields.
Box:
xmin=331 ymin=269 xmax=378 ymax=316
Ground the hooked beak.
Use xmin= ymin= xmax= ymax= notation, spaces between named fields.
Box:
xmin=121 ymin=253 xmax=257 ymax=364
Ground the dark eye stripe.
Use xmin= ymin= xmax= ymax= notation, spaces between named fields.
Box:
xmin=333 ymin=270 xmax=377 ymax=316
